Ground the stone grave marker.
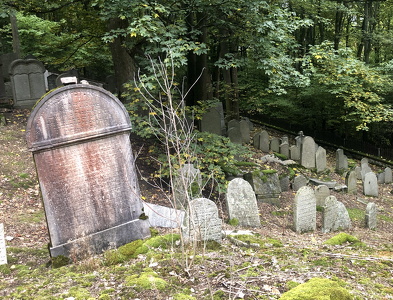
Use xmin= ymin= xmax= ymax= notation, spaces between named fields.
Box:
xmin=260 ymin=130 xmax=270 ymax=152
xmin=270 ymin=137 xmax=280 ymax=152
xmin=314 ymin=185 xmax=330 ymax=207
xmin=0 ymin=223 xmax=7 ymax=265
xmin=384 ymin=167 xmax=392 ymax=184
xmin=182 ymin=198 xmax=222 ymax=243
xmin=253 ymin=132 xmax=261 ymax=149
xmin=227 ymin=119 xmax=239 ymax=130
xmin=226 ymin=178 xmax=261 ymax=227
xmin=201 ymin=102 xmax=224 ymax=136
xmin=335 ymin=148 xmax=348 ymax=172
xmin=9 ymin=58 xmax=46 ymax=108
xmin=361 ymin=157 xmax=369 ymax=167
xmin=143 ymin=202 xmax=185 ymax=228
xmin=346 ymin=170 xmax=358 ymax=194
xmin=173 ymin=164 xmax=202 ymax=209
xmin=227 ymin=126 xmax=242 ymax=144
xmin=244 ymin=171 xmax=282 ymax=205
xmin=289 ymin=145 xmax=300 ymax=161
xmin=363 ymin=172 xmax=378 ymax=197
xmin=355 ymin=166 xmax=362 ymax=180
xmin=315 ymin=146 xmax=327 ymax=173
xmin=46 ymin=73 xmax=58 ymax=91
xmin=293 ymin=174 xmax=308 ymax=191
xmin=365 ymin=202 xmax=377 ymax=230
xmin=293 ymin=186 xmax=316 ymax=233
xmin=300 ymin=136 xmax=316 ymax=169
xmin=25 ymin=84 xmax=150 ymax=258
xmin=361 ymin=164 xmax=372 ymax=181
xmin=377 ymin=172 xmax=385 ymax=184
xmin=280 ymin=142 xmax=289 ymax=158
xmin=280 ymin=176 xmax=290 ymax=192
xmin=239 ymin=119 xmax=251 ymax=144
xmin=322 ymin=196 xmax=351 ymax=233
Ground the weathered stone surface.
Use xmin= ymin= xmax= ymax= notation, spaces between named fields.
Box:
xmin=26 ymin=85 xmax=150 ymax=258
xmin=182 ymin=198 xmax=222 ymax=243
xmin=143 ymin=202 xmax=185 ymax=228
xmin=9 ymin=59 xmax=46 ymax=108
xmin=355 ymin=166 xmax=362 ymax=180
xmin=253 ymin=132 xmax=261 ymax=149
xmin=289 ymin=145 xmax=300 ymax=161
xmin=226 ymin=178 xmax=261 ymax=227
xmin=293 ymin=175 xmax=308 ymax=191
xmin=0 ymin=223 xmax=7 ymax=265
xmin=365 ymin=202 xmax=377 ymax=230
xmin=315 ymin=146 xmax=327 ymax=173
xmin=244 ymin=171 xmax=282 ymax=205
xmin=227 ymin=119 xmax=239 ymax=129
xmin=335 ymin=148 xmax=348 ymax=172
xmin=314 ymin=185 xmax=330 ymax=207
xmin=200 ymin=103 xmax=224 ymax=136
xmin=227 ymin=126 xmax=242 ymax=144
xmin=384 ymin=167 xmax=392 ymax=184
xmin=260 ymin=130 xmax=270 ymax=152
xmin=294 ymin=186 xmax=316 ymax=233
xmin=346 ymin=171 xmax=358 ymax=194
xmin=280 ymin=142 xmax=289 ymax=158
xmin=361 ymin=164 xmax=372 ymax=181
xmin=173 ymin=164 xmax=202 ymax=209
xmin=363 ymin=172 xmax=378 ymax=197
xmin=280 ymin=176 xmax=290 ymax=192
xmin=322 ymin=196 xmax=351 ymax=233
xmin=270 ymin=137 xmax=280 ymax=153
xmin=239 ymin=119 xmax=251 ymax=144
xmin=309 ymin=178 xmax=337 ymax=189
xmin=377 ymin=172 xmax=385 ymax=184
xmin=300 ymin=136 xmax=316 ymax=169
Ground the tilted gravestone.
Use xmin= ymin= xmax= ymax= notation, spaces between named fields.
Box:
xmin=143 ymin=202 xmax=185 ymax=228
xmin=244 ymin=171 xmax=282 ymax=205
xmin=9 ymin=59 xmax=46 ymax=108
xmin=253 ymin=132 xmax=261 ymax=149
xmin=363 ymin=172 xmax=378 ymax=197
xmin=182 ymin=198 xmax=222 ymax=243
xmin=26 ymin=84 xmax=150 ymax=258
xmin=300 ymin=136 xmax=316 ymax=169
xmin=293 ymin=186 xmax=316 ymax=233
xmin=226 ymin=178 xmax=261 ymax=227
xmin=173 ymin=164 xmax=202 ymax=210
xmin=384 ymin=167 xmax=392 ymax=184
xmin=346 ymin=170 xmax=358 ymax=194
xmin=315 ymin=146 xmax=327 ymax=173
xmin=260 ymin=130 xmax=270 ymax=152
xmin=365 ymin=202 xmax=377 ymax=230
xmin=322 ymin=196 xmax=351 ymax=233
xmin=314 ymin=184 xmax=330 ymax=207
xmin=293 ymin=174 xmax=308 ymax=191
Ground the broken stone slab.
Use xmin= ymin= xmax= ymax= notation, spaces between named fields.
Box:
xmin=309 ymin=178 xmax=337 ymax=189
xmin=143 ymin=202 xmax=185 ymax=228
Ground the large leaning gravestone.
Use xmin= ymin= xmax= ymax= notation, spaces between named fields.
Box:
xmin=26 ymin=84 xmax=150 ymax=258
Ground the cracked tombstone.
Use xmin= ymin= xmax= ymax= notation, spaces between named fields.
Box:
xmin=293 ymin=186 xmax=316 ymax=233
xmin=25 ymin=84 xmax=150 ymax=258
xmin=182 ymin=198 xmax=222 ymax=243
xmin=226 ymin=178 xmax=261 ymax=227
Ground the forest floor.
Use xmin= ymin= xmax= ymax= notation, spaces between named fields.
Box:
xmin=0 ymin=108 xmax=392 ymax=299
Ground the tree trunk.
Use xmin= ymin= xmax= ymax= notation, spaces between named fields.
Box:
xmin=10 ymin=13 xmax=21 ymax=58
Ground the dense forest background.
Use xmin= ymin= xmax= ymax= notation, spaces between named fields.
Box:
xmin=2 ymin=0 xmax=393 ymax=148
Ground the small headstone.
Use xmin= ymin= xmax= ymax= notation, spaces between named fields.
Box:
xmin=293 ymin=174 xmax=308 ymax=191
xmin=244 ymin=171 xmax=282 ymax=205
xmin=253 ymin=132 xmax=261 ymax=149
xmin=346 ymin=171 xmax=358 ymax=194
xmin=295 ymin=131 xmax=304 ymax=147
xmin=26 ymin=85 xmax=150 ymax=258
xmin=279 ymin=142 xmax=289 ymax=158
xmin=227 ymin=126 xmax=242 ymax=144
xmin=314 ymin=185 xmax=330 ymax=207
xmin=259 ymin=130 xmax=270 ymax=152
xmin=377 ymin=172 xmax=385 ymax=184
xmin=335 ymin=148 xmax=348 ymax=172
xmin=361 ymin=157 xmax=369 ymax=167
xmin=0 ymin=223 xmax=7 ymax=265
xmin=281 ymin=135 xmax=289 ymax=144
xmin=361 ymin=164 xmax=372 ymax=181
xmin=173 ymin=164 xmax=202 ymax=209
xmin=46 ymin=73 xmax=58 ymax=91
xmin=227 ymin=119 xmax=239 ymax=130
xmin=289 ymin=145 xmax=300 ymax=161
xmin=280 ymin=176 xmax=290 ymax=192
xmin=363 ymin=172 xmax=378 ymax=197
xmin=200 ymin=103 xmax=224 ymax=136
xmin=300 ymin=136 xmax=316 ymax=169
xmin=143 ymin=202 xmax=185 ymax=228
xmin=270 ymin=137 xmax=280 ymax=152
xmin=239 ymin=119 xmax=250 ymax=144
xmin=322 ymin=196 xmax=351 ymax=233
xmin=9 ymin=58 xmax=46 ymax=108
xmin=182 ymin=198 xmax=222 ymax=243
xmin=293 ymin=186 xmax=316 ymax=233
xmin=355 ymin=166 xmax=362 ymax=180
xmin=384 ymin=167 xmax=392 ymax=184
xmin=365 ymin=202 xmax=377 ymax=230
xmin=226 ymin=178 xmax=261 ymax=227
xmin=315 ymin=146 xmax=327 ymax=173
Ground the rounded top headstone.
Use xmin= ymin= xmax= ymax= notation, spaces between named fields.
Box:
xmin=26 ymin=84 xmax=131 ymax=151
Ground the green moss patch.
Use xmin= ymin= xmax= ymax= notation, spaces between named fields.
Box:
xmin=280 ymin=277 xmax=353 ymax=299
xmin=324 ymin=233 xmax=365 ymax=248
xmin=125 ymin=269 xmax=168 ymax=291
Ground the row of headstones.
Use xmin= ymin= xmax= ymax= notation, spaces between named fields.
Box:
xmin=294 ymin=186 xmax=377 ymax=233
xmin=147 ymin=176 xmax=378 ymax=243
